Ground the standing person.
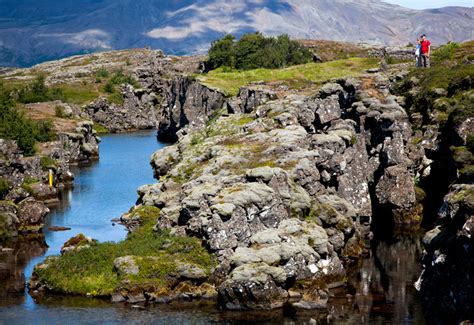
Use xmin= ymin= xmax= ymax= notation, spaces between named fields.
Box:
xmin=415 ymin=38 xmax=422 ymax=67
xmin=420 ymin=34 xmax=431 ymax=68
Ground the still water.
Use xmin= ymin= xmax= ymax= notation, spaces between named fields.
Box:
xmin=0 ymin=131 xmax=426 ymax=324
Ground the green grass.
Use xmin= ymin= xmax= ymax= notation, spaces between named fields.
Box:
xmin=93 ymin=123 xmax=109 ymax=134
xmin=53 ymin=83 xmax=100 ymax=105
xmin=197 ymin=58 xmax=378 ymax=96
xmin=34 ymin=206 xmax=216 ymax=297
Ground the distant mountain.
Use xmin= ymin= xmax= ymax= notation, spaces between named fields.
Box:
xmin=0 ymin=0 xmax=472 ymax=67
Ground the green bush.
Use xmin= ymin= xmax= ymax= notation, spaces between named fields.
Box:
xmin=467 ymin=134 xmax=474 ymax=153
xmin=207 ymin=33 xmax=312 ymax=71
xmin=107 ymin=92 xmax=124 ymax=105
xmin=95 ymin=67 xmax=109 ymax=78
xmin=23 ymin=176 xmax=40 ymax=185
xmin=433 ymin=42 xmax=460 ymax=62
xmin=17 ymin=75 xmax=64 ymax=104
xmin=40 ymin=156 xmax=58 ymax=171
xmin=54 ymin=105 xmax=66 ymax=118
xmin=103 ymin=81 xmax=114 ymax=93
xmin=0 ymin=82 xmax=55 ymax=156
xmin=109 ymin=69 xmax=138 ymax=86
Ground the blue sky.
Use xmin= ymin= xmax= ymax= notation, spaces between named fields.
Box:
xmin=385 ymin=0 xmax=473 ymax=9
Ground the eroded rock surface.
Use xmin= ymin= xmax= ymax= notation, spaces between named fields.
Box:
xmin=133 ymin=74 xmax=421 ymax=309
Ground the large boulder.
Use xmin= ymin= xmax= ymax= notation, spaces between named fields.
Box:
xmin=16 ymin=198 xmax=49 ymax=233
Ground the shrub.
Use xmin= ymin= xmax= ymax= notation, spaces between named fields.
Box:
xmin=0 ymin=82 xmax=55 ymax=155
xmin=108 ymin=92 xmax=124 ymax=105
xmin=40 ymin=156 xmax=58 ymax=171
xmin=54 ymin=105 xmax=66 ymax=118
xmin=109 ymin=69 xmax=137 ymax=86
xmin=433 ymin=42 xmax=460 ymax=62
xmin=33 ymin=120 xmax=55 ymax=143
xmin=93 ymin=123 xmax=109 ymax=134
xmin=207 ymin=34 xmax=236 ymax=70
xmin=23 ymin=176 xmax=40 ymax=185
xmin=103 ymin=81 xmax=114 ymax=93
xmin=17 ymin=75 xmax=64 ymax=104
xmin=95 ymin=67 xmax=109 ymax=78
xmin=206 ymin=32 xmax=312 ymax=71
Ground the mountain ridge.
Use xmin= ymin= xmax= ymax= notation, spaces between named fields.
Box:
xmin=0 ymin=0 xmax=472 ymax=67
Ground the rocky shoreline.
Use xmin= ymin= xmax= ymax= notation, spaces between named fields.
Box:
xmin=0 ymin=121 xmax=100 ymax=239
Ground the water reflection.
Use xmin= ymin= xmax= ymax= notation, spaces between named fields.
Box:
xmin=0 ymin=232 xmax=426 ymax=324
xmin=344 ymin=232 xmax=425 ymax=324
xmin=0 ymin=236 xmax=47 ymax=306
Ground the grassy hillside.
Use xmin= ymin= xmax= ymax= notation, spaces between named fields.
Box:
xmin=197 ymin=57 xmax=378 ymax=96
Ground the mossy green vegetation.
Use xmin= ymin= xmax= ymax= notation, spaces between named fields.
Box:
xmin=34 ymin=206 xmax=216 ymax=296
xmin=92 ymin=123 xmax=109 ymax=134
xmin=16 ymin=75 xmax=63 ymax=104
xmin=432 ymin=42 xmax=461 ymax=63
xmin=40 ymin=156 xmax=58 ymax=171
xmin=198 ymin=58 xmax=378 ymax=96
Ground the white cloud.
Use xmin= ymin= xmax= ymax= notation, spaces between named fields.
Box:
xmin=146 ymin=1 xmax=253 ymax=40
xmin=384 ymin=0 xmax=473 ymax=9
xmin=36 ymin=29 xmax=111 ymax=49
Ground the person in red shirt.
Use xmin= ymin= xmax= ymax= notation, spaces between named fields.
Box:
xmin=420 ymin=34 xmax=431 ymax=68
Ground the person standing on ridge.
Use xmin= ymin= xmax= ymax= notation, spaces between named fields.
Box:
xmin=420 ymin=34 xmax=431 ymax=68
xmin=415 ymin=38 xmax=422 ymax=67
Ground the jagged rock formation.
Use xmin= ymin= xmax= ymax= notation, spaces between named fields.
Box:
xmin=24 ymin=42 xmax=472 ymax=318
xmin=389 ymin=47 xmax=474 ymax=323
xmin=155 ymin=76 xmax=226 ymax=142
xmin=86 ymin=85 xmax=158 ymax=132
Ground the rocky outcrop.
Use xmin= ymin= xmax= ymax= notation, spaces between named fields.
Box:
xmin=367 ymin=46 xmax=414 ymax=61
xmin=0 ymin=120 xmax=100 ymax=238
xmin=86 ymin=86 xmax=158 ymax=132
xmin=156 ymin=76 xmax=225 ymax=142
xmin=133 ymin=73 xmax=421 ymax=310
xmin=226 ymin=86 xmax=278 ymax=114
xmin=17 ymin=198 xmax=49 ymax=233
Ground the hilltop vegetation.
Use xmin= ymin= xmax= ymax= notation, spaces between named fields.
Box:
xmin=207 ymin=33 xmax=313 ymax=71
